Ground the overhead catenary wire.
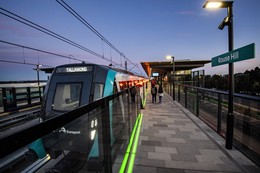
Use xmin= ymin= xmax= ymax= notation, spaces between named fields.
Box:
xmin=0 ymin=7 xmax=122 ymax=68
xmin=0 ymin=59 xmax=52 ymax=67
xmin=56 ymin=0 xmax=144 ymax=74
xmin=56 ymin=0 xmax=129 ymax=62
xmin=0 ymin=40 xmax=84 ymax=63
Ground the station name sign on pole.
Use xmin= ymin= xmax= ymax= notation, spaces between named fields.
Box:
xmin=212 ymin=43 xmax=255 ymax=67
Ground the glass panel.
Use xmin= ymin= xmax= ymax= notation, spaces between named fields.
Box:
xmin=42 ymin=106 xmax=103 ymax=172
xmin=221 ymin=94 xmax=228 ymax=133
xmin=16 ymin=88 xmax=27 ymax=93
xmin=0 ymin=88 xmax=3 ymax=113
xmin=198 ymin=90 xmax=218 ymax=131
xmin=110 ymin=92 xmax=138 ymax=172
xmin=233 ymin=95 xmax=260 ymax=165
xmin=6 ymin=88 xmax=15 ymax=104
xmin=186 ymin=87 xmax=196 ymax=114
xmin=179 ymin=85 xmax=185 ymax=106
xmin=93 ymin=83 xmax=104 ymax=101
xmin=52 ymin=83 xmax=81 ymax=111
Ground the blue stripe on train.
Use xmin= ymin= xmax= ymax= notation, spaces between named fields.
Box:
xmin=88 ymin=69 xmax=116 ymax=158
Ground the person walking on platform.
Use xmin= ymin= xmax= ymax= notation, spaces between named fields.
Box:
xmin=158 ymin=84 xmax=164 ymax=103
xmin=151 ymin=84 xmax=157 ymax=103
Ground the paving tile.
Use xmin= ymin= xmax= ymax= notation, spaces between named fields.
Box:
xmin=171 ymin=153 xmax=197 ymax=162
xmin=148 ymin=151 xmax=171 ymax=160
xmin=153 ymin=124 xmax=168 ymax=127
xmin=164 ymin=160 xmax=194 ymax=169
xmin=189 ymin=132 xmax=209 ymax=140
xmin=166 ymin=137 xmax=186 ymax=143
xmin=148 ymin=136 xmax=167 ymax=142
xmin=155 ymin=146 xmax=177 ymax=154
xmin=134 ymin=158 xmax=165 ymax=167
xmin=142 ymin=140 xmax=161 ymax=146
xmin=156 ymin=167 xmax=185 ymax=173
xmin=176 ymin=147 xmax=201 ymax=155
xmin=133 ymin=165 xmax=157 ymax=173
xmin=184 ymin=171 xmax=221 ymax=173
xmin=137 ymin=145 xmax=155 ymax=152
xmin=154 ymin=132 xmax=173 ymax=138
xmin=158 ymin=129 xmax=176 ymax=135
xmin=135 ymin=151 xmax=148 ymax=159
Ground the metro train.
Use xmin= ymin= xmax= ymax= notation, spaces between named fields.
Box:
xmin=28 ymin=62 xmax=147 ymax=165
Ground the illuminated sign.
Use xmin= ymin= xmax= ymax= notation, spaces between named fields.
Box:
xmin=152 ymin=72 xmax=159 ymax=77
xmin=66 ymin=67 xmax=88 ymax=72
xmin=212 ymin=43 xmax=255 ymax=67
xmin=56 ymin=66 xmax=93 ymax=73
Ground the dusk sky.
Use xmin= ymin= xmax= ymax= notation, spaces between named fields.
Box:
xmin=0 ymin=0 xmax=259 ymax=81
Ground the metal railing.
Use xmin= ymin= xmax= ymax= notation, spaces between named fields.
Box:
xmin=165 ymin=83 xmax=260 ymax=166
xmin=0 ymin=87 xmax=143 ymax=172
xmin=0 ymin=86 xmax=44 ymax=113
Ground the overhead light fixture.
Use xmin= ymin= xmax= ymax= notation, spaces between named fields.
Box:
xmin=203 ymin=1 xmax=222 ymax=8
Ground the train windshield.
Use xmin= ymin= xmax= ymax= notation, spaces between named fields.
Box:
xmin=52 ymin=83 xmax=82 ymax=111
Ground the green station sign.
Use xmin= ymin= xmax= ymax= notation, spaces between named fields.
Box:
xmin=212 ymin=43 xmax=255 ymax=67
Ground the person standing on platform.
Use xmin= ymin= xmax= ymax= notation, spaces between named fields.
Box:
xmin=158 ymin=84 xmax=164 ymax=103
xmin=130 ymin=85 xmax=137 ymax=103
xmin=151 ymin=85 xmax=157 ymax=103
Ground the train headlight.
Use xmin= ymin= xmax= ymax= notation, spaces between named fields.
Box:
xmin=39 ymin=117 xmax=43 ymax=123
xmin=90 ymin=130 xmax=96 ymax=140
xmin=95 ymin=119 xmax=98 ymax=127
xmin=91 ymin=120 xmax=94 ymax=128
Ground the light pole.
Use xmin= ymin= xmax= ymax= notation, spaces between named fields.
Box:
xmin=166 ymin=55 xmax=175 ymax=101
xmin=203 ymin=1 xmax=234 ymax=149
xmin=36 ymin=64 xmax=42 ymax=101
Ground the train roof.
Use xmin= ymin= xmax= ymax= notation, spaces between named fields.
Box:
xmin=39 ymin=63 xmax=108 ymax=74
xmin=39 ymin=62 xmax=140 ymax=77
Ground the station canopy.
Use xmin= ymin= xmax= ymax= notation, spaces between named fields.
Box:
xmin=141 ymin=60 xmax=211 ymax=77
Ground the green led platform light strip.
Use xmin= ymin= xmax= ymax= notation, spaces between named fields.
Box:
xmin=127 ymin=114 xmax=143 ymax=173
xmin=141 ymin=89 xmax=149 ymax=108
xmin=119 ymin=114 xmax=140 ymax=172
xmin=119 ymin=113 xmax=143 ymax=173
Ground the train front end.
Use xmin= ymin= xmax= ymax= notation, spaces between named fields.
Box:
xmin=29 ymin=63 xmax=116 ymax=162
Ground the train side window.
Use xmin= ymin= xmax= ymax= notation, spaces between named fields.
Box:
xmin=93 ymin=83 xmax=104 ymax=101
xmin=52 ymin=83 xmax=82 ymax=111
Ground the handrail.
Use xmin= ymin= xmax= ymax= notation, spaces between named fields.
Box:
xmin=176 ymin=83 xmax=260 ymax=102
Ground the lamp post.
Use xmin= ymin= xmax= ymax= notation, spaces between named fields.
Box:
xmin=166 ymin=55 xmax=175 ymax=101
xmin=203 ymin=1 xmax=234 ymax=149
xmin=36 ymin=64 xmax=42 ymax=101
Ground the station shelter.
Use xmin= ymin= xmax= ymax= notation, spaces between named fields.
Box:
xmin=141 ymin=59 xmax=211 ymax=87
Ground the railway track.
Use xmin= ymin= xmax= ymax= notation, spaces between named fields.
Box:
xmin=0 ymin=147 xmax=51 ymax=173
xmin=0 ymin=110 xmax=40 ymax=130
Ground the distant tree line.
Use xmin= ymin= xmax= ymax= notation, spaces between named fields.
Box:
xmin=204 ymin=67 xmax=260 ymax=95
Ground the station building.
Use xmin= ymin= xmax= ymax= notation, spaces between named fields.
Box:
xmin=141 ymin=59 xmax=211 ymax=86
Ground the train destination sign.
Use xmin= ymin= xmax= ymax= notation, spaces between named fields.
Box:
xmin=56 ymin=66 xmax=93 ymax=73
xmin=211 ymin=43 xmax=255 ymax=67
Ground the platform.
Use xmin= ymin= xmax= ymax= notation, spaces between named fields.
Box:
xmin=133 ymin=92 xmax=260 ymax=173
